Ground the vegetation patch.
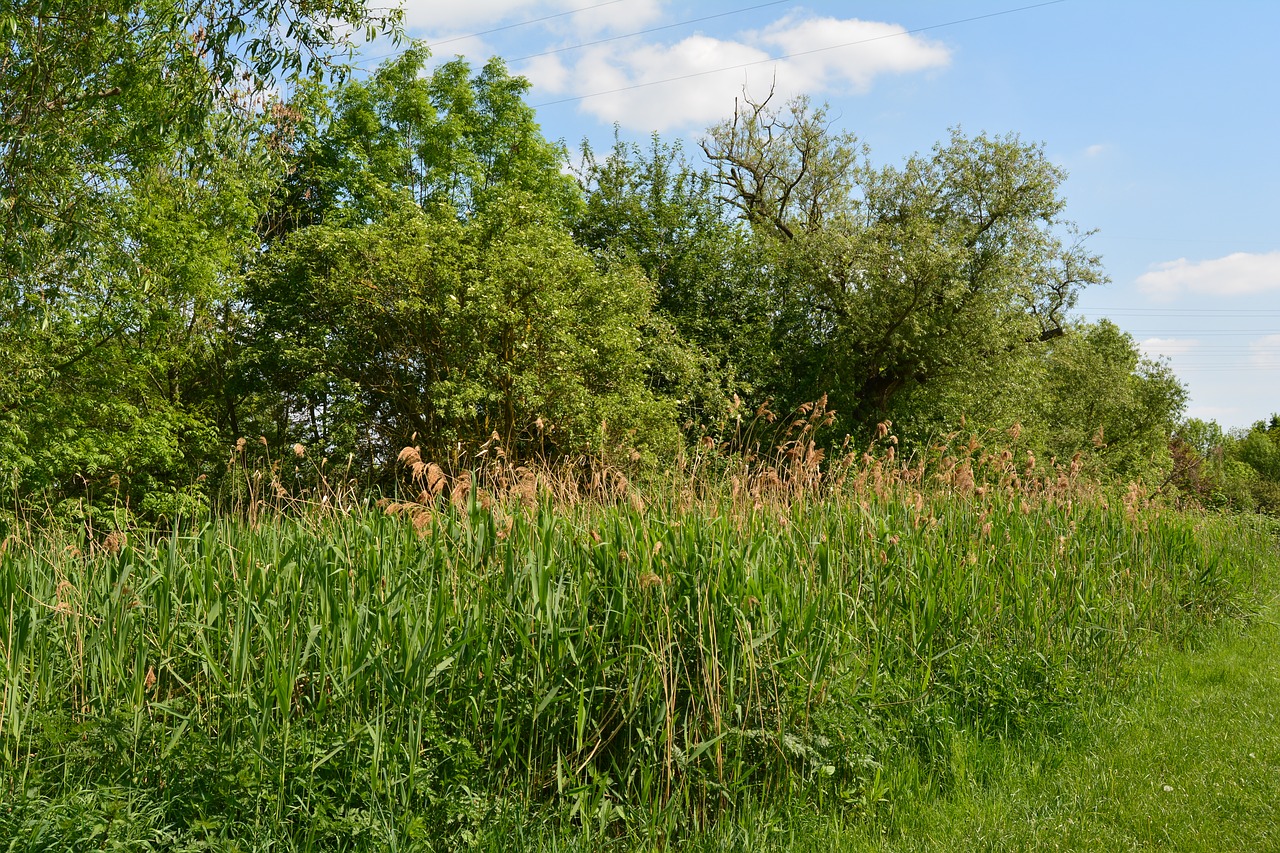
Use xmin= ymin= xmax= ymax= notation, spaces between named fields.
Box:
xmin=1 ymin=477 xmax=1272 ymax=848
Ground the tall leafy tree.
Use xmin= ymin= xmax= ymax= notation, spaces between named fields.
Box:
xmin=259 ymin=48 xmax=579 ymax=239
xmin=243 ymin=56 xmax=678 ymax=469
xmin=246 ymin=197 xmax=678 ymax=467
xmin=1033 ymin=320 xmax=1186 ymax=479
xmin=573 ymin=134 xmax=774 ymax=432
xmin=702 ymin=91 xmax=1105 ymax=436
xmin=2 ymin=0 xmax=398 ymax=273
xmin=1 ymin=0 xmax=398 ymax=518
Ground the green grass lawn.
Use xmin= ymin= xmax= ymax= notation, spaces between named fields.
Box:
xmin=841 ymin=589 xmax=1280 ymax=851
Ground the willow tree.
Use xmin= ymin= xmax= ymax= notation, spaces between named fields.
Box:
xmin=701 ymin=91 xmax=1105 ymax=438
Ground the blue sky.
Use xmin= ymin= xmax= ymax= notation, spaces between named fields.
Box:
xmin=377 ymin=0 xmax=1280 ymax=430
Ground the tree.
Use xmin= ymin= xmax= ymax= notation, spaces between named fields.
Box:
xmin=245 ymin=197 xmax=679 ymax=470
xmin=701 ymin=92 xmax=1105 ymax=436
xmin=573 ymin=134 xmax=775 ymax=432
xmin=0 ymin=0 xmax=399 ymax=518
xmin=1034 ymin=320 xmax=1186 ymax=479
xmin=701 ymin=90 xmax=862 ymax=240
xmin=2 ymin=0 xmax=399 ymax=276
xmin=259 ymin=49 xmax=579 ymax=239
xmin=1 ymin=119 xmax=279 ymax=521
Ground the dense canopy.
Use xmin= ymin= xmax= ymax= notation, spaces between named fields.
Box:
xmin=2 ymin=16 xmax=1269 ymax=522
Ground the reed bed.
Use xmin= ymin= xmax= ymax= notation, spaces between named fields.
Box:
xmin=0 ymin=465 xmax=1272 ymax=850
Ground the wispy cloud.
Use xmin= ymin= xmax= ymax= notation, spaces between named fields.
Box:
xmin=1140 ymin=337 xmax=1199 ymax=359
xmin=523 ymin=14 xmax=950 ymax=132
xmin=402 ymin=0 xmax=663 ymax=39
xmin=1083 ymin=143 xmax=1107 ymax=157
xmin=1250 ymin=334 xmax=1280 ymax=370
xmin=392 ymin=4 xmax=950 ymax=132
xmin=1136 ymin=251 xmax=1280 ymax=299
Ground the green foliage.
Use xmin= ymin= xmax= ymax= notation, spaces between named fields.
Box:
xmin=574 ymin=134 xmax=774 ymax=430
xmin=1034 ymin=320 xmax=1186 ymax=480
xmin=1 ymin=0 xmax=398 ymax=281
xmin=261 ymin=49 xmax=579 ymax=237
xmin=701 ymin=94 xmax=1106 ymax=439
xmin=245 ymin=197 xmax=679 ymax=467
xmin=0 ymin=492 xmax=1265 ymax=847
xmin=1172 ymin=414 xmax=1280 ymax=515
xmin=0 ymin=124 xmax=274 ymax=521
xmin=0 ymin=0 xmax=398 ymax=521
xmin=1 ymin=24 xmax=1198 ymax=515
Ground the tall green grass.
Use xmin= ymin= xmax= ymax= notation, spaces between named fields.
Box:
xmin=0 ymin=491 xmax=1271 ymax=849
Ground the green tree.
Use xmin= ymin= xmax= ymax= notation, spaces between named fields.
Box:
xmin=2 ymin=0 xmax=397 ymax=274
xmin=4 ymin=122 xmax=275 ymax=520
xmin=573 ymin=134 xmax=777 ymax=432
xmin=1034 ymin=320 xmax=1186 ymax=480
xmin=259 ymin=49 xmax=578 ymax=239
xmin=701 ymin=92 xmax=1103 ymax=436
xmin=1 ymin=0 xmax=398 ymax=519
xmin=245 ymin=197 xmax=678 ymax=469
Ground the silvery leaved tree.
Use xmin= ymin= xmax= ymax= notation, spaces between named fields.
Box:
xmin=701 ymin=90 xmax=1108 ymax=441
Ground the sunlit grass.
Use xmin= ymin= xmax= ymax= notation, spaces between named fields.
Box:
xmin=0 ymin=491 xmax=1272 ymax=849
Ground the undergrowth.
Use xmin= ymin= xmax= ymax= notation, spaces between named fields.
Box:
xmin=0 ymin=415 xmax=1273 ymax=849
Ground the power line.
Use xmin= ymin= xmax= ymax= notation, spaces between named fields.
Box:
xmin=435 ymin=0 xmax=626 ymax=46
xmin=532 ymin=0 xmax=1069 ymax=109
xmin=355 ymin=0 xmax=628 ymax=68
xmin=1080 ymin=309 xmax=1280 ymax=316
xmin=509 ymin=1 xmax=794 ymax=62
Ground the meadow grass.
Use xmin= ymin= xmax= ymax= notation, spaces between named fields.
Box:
xmin=801 ymin=515 xmax=1280 ymax=853
xmin=0 ymin=486 xmax=1273 ymax=850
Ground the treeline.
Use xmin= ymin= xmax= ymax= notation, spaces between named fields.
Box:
xmin=1173 ymin=416 xmax=1280 ymax=513
xmin=0 ymin=9 xmax=1258 ymax=523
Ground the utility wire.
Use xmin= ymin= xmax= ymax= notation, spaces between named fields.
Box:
xmin=509 ymin=0 xmax=794 ymax=62
xmin=532 ymin=0 xmax=1068 ymax=108
xmin=355 ymin=0 xmax=627 ymax=67
xmin=435 ymin=0 xmax=626 ymax=46
xmin=1080 ymin=309 xmax=1280 ymax=316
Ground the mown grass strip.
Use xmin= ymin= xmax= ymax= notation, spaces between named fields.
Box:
xmin=846 ymin=587 xmax=1280 ymax=852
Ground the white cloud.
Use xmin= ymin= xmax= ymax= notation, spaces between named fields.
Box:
xmin=1250 ymin=334 xmax=1280 ymax=370
xmin=1140 ymin=337 xmax=1199 ymax=359
xmin=525 ymin=14 xmax=950 ymax=132
xmin=521 ymin=53 xmax=571 ymax=92
xmin=401 ymin=0 xmax=661 ymax=38
xmin=1136 ymin=251 xmax=1280 ymax=299
xmin=560 ymin=0 xmax=662 ymax=36
xmin=401 ymin=0 xmax=518 ymax=32
xmin=1084 ymin=143 xmax=1107 ymax=157
xmin=752 ymin=15 xmax=950 ymax=93
xmin=532 ymin=36 xmax=775 ymax=130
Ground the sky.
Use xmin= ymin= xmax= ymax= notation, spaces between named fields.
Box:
xmin=365 ymin=0 xmax=1280 ymax=430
